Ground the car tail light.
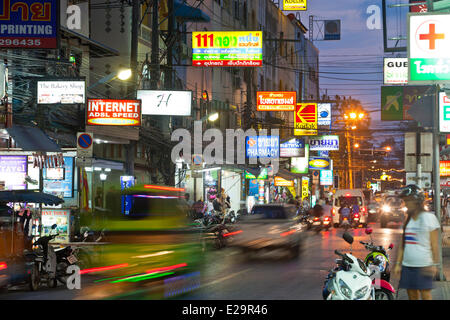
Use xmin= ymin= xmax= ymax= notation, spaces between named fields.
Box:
xmin=0 ymin=262 xmax=7 ymax=270
xmin=354 ymin=214 xmax=359 ymax=218
xmin=324 ymin=217 xmax=330 ymax=221
xmin=332 ymin=208 xmax=335 ymax=216
xmin=313 ymin=217 xmax=320 ymax=221
xmin=361 ymin=207 xmax=366 ymax=216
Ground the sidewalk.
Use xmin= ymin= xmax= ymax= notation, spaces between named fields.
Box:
xmin=396 ymin=226 xmax=450 ymax=300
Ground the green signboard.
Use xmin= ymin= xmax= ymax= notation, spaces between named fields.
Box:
xmin=381 ymin=86 xmax=403 ymax=121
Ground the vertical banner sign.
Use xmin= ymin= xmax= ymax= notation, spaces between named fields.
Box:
xmin=381 ymin=86 xmax=403 ymax=121
xmin=302 ymin=177 xmax=310 ymax=201
xmin=440 ymin=92 xmax=450 ymax=132
xmin=192 ymin=31 xmax=263 ymax=67
xmin=120 ymin=176 xmax=135 ymax=216
xmin=0 ymin=0 xmax=59 ymax=49
xmin=283 ymin=0 xmax=307 ymax=11
xmin=295 ymin=103 xmax=317 ymax=136
xmin=320 ymin=170 xmax=333 ymax=186
xmin=440 ymin=161 xmax=450 ymax=176
xmin=409 ymin=13 xmax=450 ymax=83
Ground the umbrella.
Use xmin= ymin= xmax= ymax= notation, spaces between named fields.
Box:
xmin=0 ymin=190 xmax=65 ymax=206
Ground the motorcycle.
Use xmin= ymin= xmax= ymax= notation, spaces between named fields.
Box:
xmin=323 ymin=232 xmax=375 ymax=300
xmin=193 ymin=211 xmax=234 ymax=250
xmin=28 ymin=224 xmax=59 ymax=290
xmin=352 ymin=212 xmax=361 ymax=228
xmin=54 ymin=245 xmax=78 ymax=285
xmin=312 ymin=216 xmax=322 ymax=233
xmin=360 ymin=228 xmax=396 ymax=300
xmin=323 ymin=216 xmax=331 ymax=231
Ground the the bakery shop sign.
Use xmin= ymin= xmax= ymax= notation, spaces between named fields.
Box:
xmin=87 ymin=99 xmax=142 ymax=126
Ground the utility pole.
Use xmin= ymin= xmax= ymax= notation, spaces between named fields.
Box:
xmin=125 ymin=0 xmax=140 ymax=176
xmin=151 ymin=0 xmax=160 ymax=90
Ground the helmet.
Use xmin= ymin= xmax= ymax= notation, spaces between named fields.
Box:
xmin=398 ymin=185 xmax=425 ymax=202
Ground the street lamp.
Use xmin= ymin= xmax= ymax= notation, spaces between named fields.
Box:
xmin=354 ymin=143 xmax=360 ymax=149
xmin=88 ymin=68 xmax=132 ymax=91
xmin=200 ymin=112 xmax=219 ymax=122
xmin=385 ymin=146 xmax=392 ymax=152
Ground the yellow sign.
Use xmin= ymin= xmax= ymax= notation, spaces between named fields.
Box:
xmin=274 ymin=176 xmax=295 ymax=187
xmin=302 ymin=177 xmax=309 ymax=201
xmin=288 ymin=186 xmax=297 ymax=198
xmin=380 ymin=174 xmax=391 ymax=181
xmin=294 ymin=103 xmax=317 ymax=136
xmin=367 ymin=181 xmax=372 ymax=189
xmin=283 ymin=0 xmax=307 ymax=11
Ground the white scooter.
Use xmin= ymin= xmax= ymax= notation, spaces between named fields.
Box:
xmin=323 ymin=232 xmax=375 ymax=300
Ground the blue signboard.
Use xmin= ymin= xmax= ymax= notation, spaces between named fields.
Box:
xmin=120 ymin=176 xmax=135 ymax=215
xmin=246 ymin=136 xmax=279 ymax=158
xmin=320 ymin=170 xmax=333 ymax=186
xmin=280 ymin=138 xmax=305 ymax=158
xmin=0 ymin=0 xmax=59 ymax=49
xmin=43 ymin=157 xmax=74 ymax=198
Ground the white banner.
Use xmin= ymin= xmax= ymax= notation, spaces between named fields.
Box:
xmin=37 ymin=81 xmax=85 ymax=104
xmin=137 ymin=90 xmax=192 ymax=116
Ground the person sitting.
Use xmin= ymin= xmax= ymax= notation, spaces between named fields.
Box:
xmin=339 ymin=205 xmax=351 ymax=223
xmin=313 ymin=203 xmax=324 ymax=218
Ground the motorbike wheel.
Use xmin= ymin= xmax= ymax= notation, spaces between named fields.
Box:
xmin=57 ymin=261 xmax=70 ymax=284
xmin=47 ymin=277 xmax=58 ymax=288
xmin=29 ymin=264 xmax=40 ymax=291
xmin=375 ymin=288 xmax=395 ymax=300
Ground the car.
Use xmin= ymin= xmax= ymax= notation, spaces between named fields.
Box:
xmin=332 ymin=189 xmax=368 ymax=228
xmin=367 ymin=201 xmax=379 ymax=222
xmin=229 ymin=204 xmax=307 ymax=259
xmin=379 ymin=196 xmax=407 ymax=228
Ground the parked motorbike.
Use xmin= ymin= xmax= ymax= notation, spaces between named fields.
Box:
xmin=360 ymin=228 xmax=395 ymax=300
xmin=54 ymin=245 xmax=78 ymax=285
xmin=28 ymin=224 xmax=59 ymax=290
xmin=322 ymin=232 xmax=375 ymax=300
xmin=193 ymin=211 xmax=234 ymax=250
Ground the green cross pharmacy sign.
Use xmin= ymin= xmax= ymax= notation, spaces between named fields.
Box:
xmin=408 ymin=13 xmax=450 ymax=83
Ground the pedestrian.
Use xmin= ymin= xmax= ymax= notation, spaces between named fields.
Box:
xmin=312 ymin=202 xmax=323 ymax=218
xmin=185 ymin=193 xmax=194 ymax=207
xmin=322 ymin=200 xmax=332 ymax=218
xmin=192 ymin=198 xmax=204 ymax=219
xmin=393 ymin=185 xmax=440 ymax=300
xmin=445 ymin=197 xmax=450 ymax=225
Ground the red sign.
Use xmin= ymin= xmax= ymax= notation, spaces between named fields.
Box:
xmin=87 ymin=99 xmax=142 ymax=126
xmin=0 ymin=0 xmax=58 ymax=49
xmin=410 ymin=0 xmax=427 ymax=12
xmin=440 ymin=161 xmax=450 ymax=176
xmin=257 ymin=92 xmax=296 ymax=111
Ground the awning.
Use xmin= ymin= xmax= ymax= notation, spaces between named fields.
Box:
xmin=0 ymin=191 xmax=65 ymax=206
xmin=93 ymin=158 xmax=124 ymax=171
xmin=60 ymin=27 xmax=120 ymax=58
xmin=6 ymin=125 xmax=62 ymax=152
xmin=174 ymin=0 xmax=210 ymax=22
xmin=276 ymin=169 xmax=301 ymax=181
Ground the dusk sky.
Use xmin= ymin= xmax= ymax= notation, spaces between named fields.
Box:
xmin=291 ymin=0 xmax=410 ymax=130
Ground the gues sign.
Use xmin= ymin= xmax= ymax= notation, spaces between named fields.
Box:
xmin=0 ymin=0 xmax=59 ymax=49
xmin=384 ymin=58 xmax=408 ymax=85
xmin=256 ymin=91 xmax=296 ymax=111
xmin=87 ymin=99 xmax=141 ymax=126
xmin=192 ymin=31 xmax=263 ymax=67
xmin=309 ymin=135 xmax=339 ymax=151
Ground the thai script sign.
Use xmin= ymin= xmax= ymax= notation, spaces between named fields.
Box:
xmin=256 ymin=91 xmax=296 ymax=111
xmin=309 ymin=135 xmax=339 ymax=151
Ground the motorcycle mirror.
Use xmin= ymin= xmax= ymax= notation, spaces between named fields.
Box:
xmin=343 ymin=232 xmax=354 ymax=244
xmin=365 ymin=228 xmax=373 ymax=235
xmin=51 ymin=224 xmax=57 ymax=230
xmin=389 ymin=243 xmax=394 ymax=250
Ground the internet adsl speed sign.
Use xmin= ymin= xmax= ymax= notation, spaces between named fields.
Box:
xmin=409 ymin=13 xmax=450 ymax=83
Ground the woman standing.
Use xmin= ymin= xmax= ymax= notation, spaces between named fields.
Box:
xmin=393 ymin=185 xmax=441 ymax=300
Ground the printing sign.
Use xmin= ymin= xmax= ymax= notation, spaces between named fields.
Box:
xmin=0 ymin=0 xmax=59 ymax=49
xmin=137 ymin=90 xmax=192 ymax=116
xmin=256 ymin=91 xmax=296 ymax=111
xmin=37 ymin=80 xmax=85 ymax=104
xmin=309 ymin=135 xmax=339 ymax=151
xmin=280 ymin=138 xmax=305 ymax=158
xmin=87 ymin=99 xmax=142 ymax=126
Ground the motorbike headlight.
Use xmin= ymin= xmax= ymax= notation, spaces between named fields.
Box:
xmin=355 ymin=285 xmax=369 ymax=300
xmin=338 ymin=279 xmax=352 ymax=299
xmin=382 ymin=205 xmax=391 ymax=213
xmin=401 ymin=207 xmax=408 ymax=213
